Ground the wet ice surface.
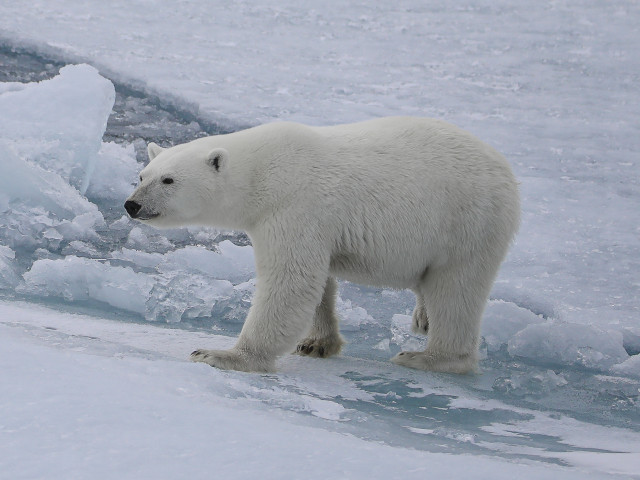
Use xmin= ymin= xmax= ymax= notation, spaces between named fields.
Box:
xmin=2 ymin=300 xmax=640 ymax=479
xmin=0 ymin=2 xmax=639 ymax=476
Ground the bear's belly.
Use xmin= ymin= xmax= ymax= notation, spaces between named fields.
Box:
xmin=329 ymin=252 xmax=425 ymax=290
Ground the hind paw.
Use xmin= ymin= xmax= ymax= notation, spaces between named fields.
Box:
xmin=411 ymin=306 xmax=429 ymax=335
xmin=391 ymin=350 xmax=477 ymax=374
xmin=295 ymin=334 xmax=344 ymax=358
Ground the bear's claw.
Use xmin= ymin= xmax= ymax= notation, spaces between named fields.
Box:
xmin=295 ymin=335 xmax=344 ymax=358
xmin=411 ymin=305 xmax=429 ymax=336
xmin=296 ymin=344 xmax=328 ymax=356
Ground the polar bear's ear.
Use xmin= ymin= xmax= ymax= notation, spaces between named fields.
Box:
xmin=147 ymin=142 xmax=165 ymax=161
xmin=206 ymin=148 xmax=228 ymax=172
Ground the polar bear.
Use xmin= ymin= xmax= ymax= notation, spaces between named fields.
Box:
xmin=125 ymin=117 xmax=520 ymax=374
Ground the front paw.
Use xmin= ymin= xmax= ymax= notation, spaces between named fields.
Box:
xmin=190 ymin=348 xmax=275 ymax=373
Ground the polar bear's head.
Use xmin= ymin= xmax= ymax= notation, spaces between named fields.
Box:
xmin=124 ymin=141 xmax=233 ymax=228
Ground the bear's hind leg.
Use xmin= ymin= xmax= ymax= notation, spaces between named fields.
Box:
xmin=411 ymin=292 xmax=429 ymax=335
xmin=296 ymin=277 xmax=345 ymax=358
xmin=392 ymin=259 xmax=497 ymax=374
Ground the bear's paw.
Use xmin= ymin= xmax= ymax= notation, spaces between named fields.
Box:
xmin=295 ymin=334 xmax=345 ymax=358
xmin=191 ymin=348 xmax=275 ymax=373
xmin=391 ymin=350 xmax=477 ymax=374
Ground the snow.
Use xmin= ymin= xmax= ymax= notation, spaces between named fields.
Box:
xmin=0 ymin=245 xmax=19 ymax=288
xmin=508 ymin=321 xmax=629 ymax=371
xmin=87 ymin=141 xmax=140 ymax=202
xmin=612 ymin=355 xmax=640 ymax=380
xmin=20 ymin=255 xmax=153 ymax=315
xmin=1 ymin=300 xmax=637 ymax=479
xmin=160 ymin=241 xmax=255 ymax=285
xmin=19 ymin=250 xmax=250 ymax=324
xmin=0 ymin=64 xmax=114 ymax=194
xmin=0 ymin=0 xmax=639 ymax=477
xmin=481 ymin=300 xmax=545 ymax=353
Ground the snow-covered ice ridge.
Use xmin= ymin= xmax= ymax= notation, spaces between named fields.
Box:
xmin=0 ymin=0 xmax=639 ymax=476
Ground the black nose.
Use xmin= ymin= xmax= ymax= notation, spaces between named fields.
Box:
xmin=124 ymin=200 xmax=142 ymax=218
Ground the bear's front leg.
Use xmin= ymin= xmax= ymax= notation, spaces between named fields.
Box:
xmin=191 ymin=232 xmax=330 ymax=373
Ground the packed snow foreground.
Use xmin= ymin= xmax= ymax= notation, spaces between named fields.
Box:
xmin=1 ymin=66 xmax=639 ymax=477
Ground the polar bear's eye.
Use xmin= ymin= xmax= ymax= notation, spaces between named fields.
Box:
xmin=162 ymin=178 xmax=174 ymax=185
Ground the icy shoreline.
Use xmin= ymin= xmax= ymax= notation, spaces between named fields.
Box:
xmin=2 ymin=299 xmax=639 ymax=479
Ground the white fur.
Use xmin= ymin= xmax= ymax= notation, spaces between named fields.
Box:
xmin=126 ymin=117 xmax=520 ymax=374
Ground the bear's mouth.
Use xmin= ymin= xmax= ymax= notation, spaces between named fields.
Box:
xmin=137 ymin=212 xmax=160 ymax=221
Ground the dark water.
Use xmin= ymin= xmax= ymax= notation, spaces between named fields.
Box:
xmin=0 ymin=42 xmax=233 ymax=162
